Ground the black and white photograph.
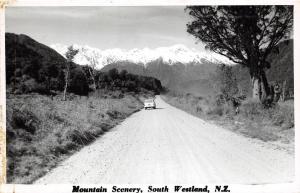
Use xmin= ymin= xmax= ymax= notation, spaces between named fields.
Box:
xmin=1 ymin=3 xmax=296 ymax=188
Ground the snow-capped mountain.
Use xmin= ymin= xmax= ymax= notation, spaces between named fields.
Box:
xmin=50 ymin=44 xmax=233 ymax=70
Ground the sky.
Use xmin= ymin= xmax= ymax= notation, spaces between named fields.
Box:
xmin=5 ymin=6 xmax=206 ymax=51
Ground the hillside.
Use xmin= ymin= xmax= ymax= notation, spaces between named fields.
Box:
xmin=5 ymin=33 xmax=89 ymax=95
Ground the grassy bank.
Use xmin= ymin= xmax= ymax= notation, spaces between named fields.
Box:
xmin=162 ymin=92 xmax=294 ymax=148
xmin=7 ymin=90 xmax=151 ymax=183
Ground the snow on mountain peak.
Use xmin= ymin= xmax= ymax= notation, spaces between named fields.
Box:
xmin=50 ymin=43 xmax=233 ymax=70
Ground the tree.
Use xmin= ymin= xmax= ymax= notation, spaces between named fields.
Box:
xmin=185 ymin=6 xmax=293 ymax=101
xmin=63 ymin=46 xmax=79 ymax=100
xmin=85 ymin=55 xmax=98 ymax=91
xmin=119 ymin=69 xmax=128 ymax=80
xmin=108 ymin=68 xmax=119 ymax=79
xmin=216 ymin=64 xmax=239 ymax=100
xmin=69 ymin=67 xmax=89 ymax=96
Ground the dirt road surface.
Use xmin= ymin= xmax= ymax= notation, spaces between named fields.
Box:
xmin=35 ymin=96 xmax=294 ymax=184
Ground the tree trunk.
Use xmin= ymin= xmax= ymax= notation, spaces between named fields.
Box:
xmin=282 ymin=80 xmax=287 ymax=101
xmin=260 ymin=69 xmax=270 ymax=100
xmin=250 ymin=68 xmax=270 ymax=102
xmin=63 ymin=63 xmax=70 ymax=101
xmin=251 ymin=75 xmax=260 ymax=100
xmin=88 ymin=67 xmax=96 ymax=91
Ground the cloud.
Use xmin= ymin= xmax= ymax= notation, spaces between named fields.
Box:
xmin=5 ymin=6 xmax=205 ymax=51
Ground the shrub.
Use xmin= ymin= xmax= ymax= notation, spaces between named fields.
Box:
xmin=68 ymin=67 xmax=89 ymax=96
xmin=205 ymin=102 xmax=235 ymax=118
xmin=240 ymin=122 xmax=279 ymax=142
xmin=270 ymin=105 xmax=294 ymax=129
xmin=11 ymin=108 xmax=38 ymax=134
xmin=240 ymin=99 xmax=263 ymax=119
xmin=206 ymin=105 xmax=224 ymax=116
xmin=107 ymin=110 xmax=124 ymax=119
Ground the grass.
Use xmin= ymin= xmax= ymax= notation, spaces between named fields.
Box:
xmin=162 ymin=91 xmax=294 ymax=145
xmin=6 ymin=90 xmax=151 ymax=184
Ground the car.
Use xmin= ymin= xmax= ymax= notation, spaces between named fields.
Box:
xmin=144 ymin=99 xmax=156 ymax=110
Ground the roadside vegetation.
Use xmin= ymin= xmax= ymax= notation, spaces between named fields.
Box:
xmin=162 ymin=63 xmax=294 ymax=149
xmin=163 ymin=92 xmax=293 ymax=143
xmin=5 ymin=33 xmax=162 ymax=183
xmin=7 ymin=91 xmax=152 ymax=183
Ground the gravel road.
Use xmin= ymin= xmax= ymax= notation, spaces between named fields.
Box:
xmin=35 ymin=96 xmax=294 ymax=184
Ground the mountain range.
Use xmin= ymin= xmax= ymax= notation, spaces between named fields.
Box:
xmin=50 ymin=44 xmax=233 ymax=69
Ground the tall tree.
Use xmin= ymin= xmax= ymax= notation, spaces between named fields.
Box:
xmin=185 ymin=6 xmax=293 ymax=101
xmin=63 ymin=45 xmax=78 ymax=100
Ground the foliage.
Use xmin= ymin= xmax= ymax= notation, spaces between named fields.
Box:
xmin=68 ymin=67 xmax=90 ymax=96
xmin=186 ymin=6 xmax=293 ymax=67
xmin=97 ymin=68 xmax=163 ymax=94
xmin=217 ymin=65 xmax=238 ymax=97
xmin=65 ymin=46 xmax=79 ymax=62
xmin=210 ymin=64 xmax=247 ymax=111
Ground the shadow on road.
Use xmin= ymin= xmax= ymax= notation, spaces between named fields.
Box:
xmin=145 ymin=107 xmax=164 ymax=110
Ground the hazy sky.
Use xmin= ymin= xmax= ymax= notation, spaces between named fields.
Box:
xmin=5 ymin=6 xmax=206 ymax=51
